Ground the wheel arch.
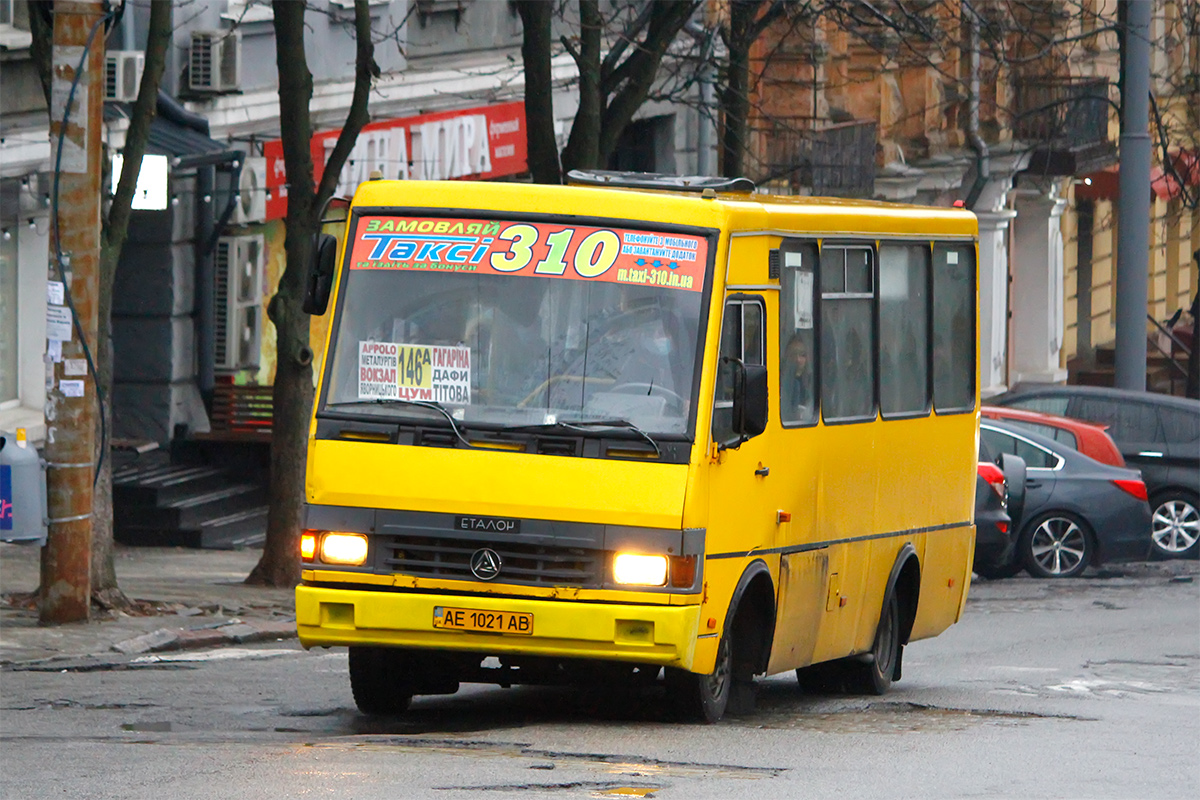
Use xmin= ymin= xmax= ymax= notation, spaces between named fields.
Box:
xmin=722 ymin=559 xmax=777 ymax=678
xmin=884 ymin=543 xmax=921 ymax=646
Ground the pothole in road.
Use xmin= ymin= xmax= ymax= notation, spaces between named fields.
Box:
xmin=307 ymin=737 xmax=784 ymax=780
xmin=433 ymin=780 xmax=664 ymax=795
xmin=744 ymin=700 xmax=1082 ymax=733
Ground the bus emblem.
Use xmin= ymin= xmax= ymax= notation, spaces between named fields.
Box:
xmin=470 ymin=548 xmax=503 ymax=581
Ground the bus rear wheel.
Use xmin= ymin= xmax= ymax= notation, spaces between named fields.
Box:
xmin=848 ymin=591 xmax=900 ymax=695
xmin=666 ymin=633 xmax=732 ymax=723
xmin=348 ymin=646 xmax=414 ymax=716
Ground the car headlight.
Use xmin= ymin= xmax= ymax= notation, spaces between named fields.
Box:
xmin=319 ymin=533 xmax=369 ymax=566
xmin=613 ymin=553 xmax=668 ymax=586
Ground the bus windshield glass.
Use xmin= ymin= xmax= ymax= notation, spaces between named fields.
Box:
xmin=321 ymin=214 xmax=711 ymax=437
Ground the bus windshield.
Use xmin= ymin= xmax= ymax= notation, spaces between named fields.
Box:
xmin=321 ymin=214 xmax=710 ymax=437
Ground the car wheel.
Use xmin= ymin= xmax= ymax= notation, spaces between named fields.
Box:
xmin=666 ymin=632 xmax=732 ymax=723
xmin=348 ymin=646 xmax=414 ymax=716
xmin=1150 ymin=490 xmax=1200 ymax=560
xmin=1020 ymin=512 xmax=1093 ymax=579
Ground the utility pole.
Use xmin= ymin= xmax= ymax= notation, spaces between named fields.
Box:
xmin=41 ymin=0 xmax=104 ymax=624
xmin=1115 ymin=0 xmax=1151 ymax=392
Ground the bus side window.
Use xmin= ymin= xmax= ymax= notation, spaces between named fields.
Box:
xmin=779 ymin=242 xmax=818 ymax=426
xmin=932 ymin=243 xmax=975 ymax=412
xmin=712 ymin=296 xmax=766 ymax=443
xmin=821 ymin=245 xmax=875 ymax=421
xmin=878 ymin=243 xmax=930 ymax=417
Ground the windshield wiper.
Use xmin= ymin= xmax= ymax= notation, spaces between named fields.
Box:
xmin=502 ymin=418 xmax=662 ymax=458
xmin=325 ymin=399 xmax=475 ymax=449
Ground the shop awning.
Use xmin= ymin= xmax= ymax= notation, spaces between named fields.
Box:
xmin=1076 ymin=149 xmax=1199 ymax=202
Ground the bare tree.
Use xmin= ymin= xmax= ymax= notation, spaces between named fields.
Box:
xmin=246 ymin=0 xmax=379 ymax=587
xmin=27 ymin=0 xmax=173 ymax=610
xmin=515 ymin=0 xmax=701 ymax=183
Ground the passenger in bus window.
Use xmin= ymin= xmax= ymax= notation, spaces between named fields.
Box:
xmin=782 ymin=333 xmax=815 ymax=422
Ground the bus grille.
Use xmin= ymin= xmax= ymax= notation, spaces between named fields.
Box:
xmin=379 ymin=535 xmax=604 ymax=587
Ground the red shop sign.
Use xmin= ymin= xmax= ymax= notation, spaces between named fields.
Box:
xmin=263 ymin=101 xmax=527 ymax=220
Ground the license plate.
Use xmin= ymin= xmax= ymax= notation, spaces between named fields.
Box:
xmin=433 ymin=606 xmax=533 ymax=635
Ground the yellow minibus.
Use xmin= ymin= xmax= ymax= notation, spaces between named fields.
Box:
xmin=296 ymin=171 xmax=979 ymax=722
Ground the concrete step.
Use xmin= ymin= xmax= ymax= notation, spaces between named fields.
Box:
xmin=113 ymin=464 xmax=230 ymax=506
xmin=114 ymin=482 xmax=267 ymax=529
xmin=116 ymin=506 xmax=268 ymax=550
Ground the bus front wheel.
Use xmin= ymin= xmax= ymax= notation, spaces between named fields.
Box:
xmin=666 ymin=633 xmax=732 ymax=723
xmin=348 ymin=646 xmax=414 ymax=716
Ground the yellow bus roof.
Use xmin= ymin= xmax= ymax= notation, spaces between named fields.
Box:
xmin=351 ymin=179 xmax=979 ymax=239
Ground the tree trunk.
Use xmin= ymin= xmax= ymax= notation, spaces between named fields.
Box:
xmin=596 ymin=0 xmax=699 ymax=164
xmin=515 ymin=0 xmax=562 ymax=184
xmin=721 ymin=1 xmax=758 ymax=179
xmin=91 ymin=0 xmax=171 ymax=604
xmin=249 ymin=0 xmax=376 ymax=587
xmin=560 ymin=0 xmax=603 ymax=173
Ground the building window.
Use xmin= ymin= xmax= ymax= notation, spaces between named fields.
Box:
xmin=222 ymin=0 xmax=273 ymax=24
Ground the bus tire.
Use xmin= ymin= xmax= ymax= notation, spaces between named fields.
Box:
xmin=348 ymin=646 xmax=414 ymax=716
xmin=665 ymin=632 xmax=732 ymax=723
xmin=848 ymin=590 xmax=900 ymax=695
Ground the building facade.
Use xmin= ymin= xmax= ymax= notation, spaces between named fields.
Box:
xmin=741 ymin=0 xmax=1198 ymax=398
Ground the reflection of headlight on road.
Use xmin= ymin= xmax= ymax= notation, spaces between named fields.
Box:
xmin=613 ymin=553 xmax=668 ymax=586
xmin=320 ymin=533 xmax=369 ymax=566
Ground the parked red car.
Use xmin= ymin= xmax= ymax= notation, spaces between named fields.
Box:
xmin=981 ymin=405 xmax=1125 ymax=467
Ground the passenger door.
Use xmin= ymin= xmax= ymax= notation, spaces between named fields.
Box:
xmin=706 ymin=295 xmax=776 ymax=615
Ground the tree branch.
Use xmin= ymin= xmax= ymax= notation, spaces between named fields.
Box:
xmin=106 ymin=0 xmax=173 ymax=254
xmin=316 ymin=0 xmax=379 ymax=209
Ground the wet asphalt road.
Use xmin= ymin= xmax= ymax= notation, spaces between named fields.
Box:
xmin=1 ymin=562 xmax=1197 ymax=800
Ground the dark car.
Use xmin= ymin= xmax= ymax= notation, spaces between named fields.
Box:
xmin=979 ymin=420 xmax=1152 ymax=578
xmin=973 ymin=442 xmax=1027 ymax=580
xmin=991 ymin=385 xmax=1200 ymax=559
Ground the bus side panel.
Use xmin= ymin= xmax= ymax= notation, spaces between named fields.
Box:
xmin=910 ymin=524 xmax=973 ymax=640
xmin=766 ymin=549 xmax=828 ymax=674
xmin=909 ymin=411 xmax=978 ymax=641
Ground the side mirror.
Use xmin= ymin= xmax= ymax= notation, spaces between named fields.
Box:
xmin=302 ymin=233 xmax=338 ymax=315
xmin=727 ymin=360 xmax=768 ymax=444
xmin=996 ymin=452 xmax=1027 ymax=528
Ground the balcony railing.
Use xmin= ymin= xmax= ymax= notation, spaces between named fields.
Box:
xmin=754 ymin=117 xmax=878 ymax=198
xmin=1014 ymin=77 xmax=1116 ymax=174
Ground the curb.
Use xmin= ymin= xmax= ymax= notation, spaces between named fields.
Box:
xmin=111 ymin=619 xmax=297 ymax=655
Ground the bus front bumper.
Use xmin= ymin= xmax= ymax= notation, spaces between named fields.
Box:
xmin=296 ymin=585 xmax=706 ymax=671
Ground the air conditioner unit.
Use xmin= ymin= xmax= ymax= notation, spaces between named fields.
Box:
xmin=105 ymin=51 xmax=145 ymax=102
xmin=232 ymin=156 xmax=267 ymax=225
xmin=189 ymin=31 xmax=241 ymax=93
xmin=214 ymin=235 xmax=263 ymax=371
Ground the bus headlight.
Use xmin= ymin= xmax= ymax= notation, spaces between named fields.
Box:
xmin=319 ymin=533 xmax=369 ymax=566
xmin=301 ymin=532 xmax=317 ymax=562
xmin=613 ymin=553 xmax=668 ymax=586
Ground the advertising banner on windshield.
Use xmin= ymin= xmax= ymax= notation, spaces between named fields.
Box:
xmin=348 ymin=216 xmax=708 ymax=293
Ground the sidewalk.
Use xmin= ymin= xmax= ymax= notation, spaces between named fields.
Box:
xmin=0 ymin=542 xmax=296 ymax=668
